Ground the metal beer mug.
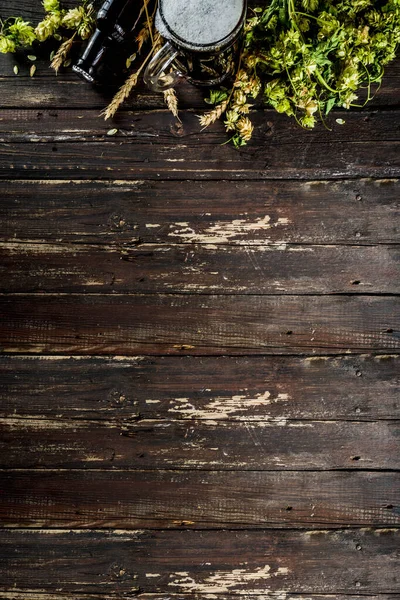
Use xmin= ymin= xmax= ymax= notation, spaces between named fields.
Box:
xmin=144 ymin=0 xmax=247 ymax=92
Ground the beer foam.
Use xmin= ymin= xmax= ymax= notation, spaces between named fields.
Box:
xmin=161 ymin=0 xmax=244 ymax=46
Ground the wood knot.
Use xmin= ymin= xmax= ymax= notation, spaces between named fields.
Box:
xmin=108 ymin=214 xmax=136 ymax=233
xmin=265 ymin=121 xmax=275 ymax=136
xmin=170 ymin=121 xmax=185 ymax=137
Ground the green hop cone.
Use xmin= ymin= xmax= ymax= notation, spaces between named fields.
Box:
xmin=43 ymin=0 xmax=60 ymax=13
xmin=300 ymin=114 xmax=316 ymax=128
xmin=275 ymin=98 xmax=293 ymax=115
xmin=62 ymin=5 xmax=94 ymax=39
xmin=224 ymin=110 xmax=240 ymax=131
xmin=0 ymin=36 xmax=17 ymax=53
xmin=78 ymin=19 xmax=94 ymax=40
xmin=62 ymin=7 xmax=86 ymax=29
xmin=35 ymin=13 xmax=61 ymax=41
xmin=8 ymin=18 xmax=36 ymax=46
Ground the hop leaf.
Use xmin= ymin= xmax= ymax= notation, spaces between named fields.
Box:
xmin=204 ymin=90 xmax=228 ymax=105
xmin=126 ymin=53 xmax=136 ymax=68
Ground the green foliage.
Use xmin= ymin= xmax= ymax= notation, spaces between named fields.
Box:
xmin=243 ymin=0 xmax=400 ymax=128
xmin=43 ymin=0 xmax=61 ymax=12
xmin=204 ymin=89 xmax=229 ymax=105
xmin=0 ymin=0 xmax=95 ymax=52
xmin=62 ymin=5 xmax=95 ymax=39
xmin=0 ymin=17 xmax=36 ymax=52
xmin=208 ymin=0 xmax=399 ymax=146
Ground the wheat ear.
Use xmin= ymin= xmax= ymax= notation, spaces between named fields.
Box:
xmin=51 ymin=34 xmax=75 ymax=74
xmin=101 ymin=72 xmax=140 ymax=120
xmin=136 ymin=17 xmax=153 ymax=52
xmin=101 ymin=33 xmax=161 ymax=120
xmin=198 ymin=100 xmax=228 ymax=128
xmin=163 ymin=88 xmax=180 ymax=121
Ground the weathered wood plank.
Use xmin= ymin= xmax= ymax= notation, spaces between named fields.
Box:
xmin=1 ymin=72 xmax=399 ymax=109
xmin=1 ymin=596 xmax=399 ymax=600
xmin=1 ymin=179 xmax=398 ymax=245
xmin=0 ymin=529 xmax=399 ymax=593
xmin=1 ymin=470 xmax=399 ymax=528
xmin=0 ymin=110 xmax=399 ymax=180
xmin=1 ymin=243 xmax=399 ymax=294
xmin=0 ymin=73 xmax=205 ymax=110
xmin=2 ymin=108 xmax=399 ymax=143
xmin=1 ymin=355 xmax=398 ymax=421
xmin=1 ymin=418 xmax=399 ymax=470
xmin=2 ymin=596 xmax=399 ymax=600
xmin=1 ymin=295 xmax=399 ymax=355
xmin=1 ymin=138 xmax=397 ymax=180
xmin=0 ymin=54 xmax=399 ymax=109
xmin=0 ymin=0 xmax=81 ymax=19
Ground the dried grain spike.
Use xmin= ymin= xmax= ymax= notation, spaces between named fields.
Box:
xmin=198 ymin=100 xmax=228 ymax=128
xmin=51 ymin=35 xmax=75 ymax=74
xmin=163 ymin=88 xmax=181 ymax=121
xmin=101 ymin=72 xmax=139 ymax=120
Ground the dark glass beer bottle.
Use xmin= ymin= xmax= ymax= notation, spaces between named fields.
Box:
xmin=73 ymin=0 xmax=143 ymax=83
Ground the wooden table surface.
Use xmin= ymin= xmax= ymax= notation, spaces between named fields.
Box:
xmin=1 ymin=1 xmax=400 ymax=598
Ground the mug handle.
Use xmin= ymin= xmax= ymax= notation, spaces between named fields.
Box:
xmin=144 ymin=42 xmax=182 ymax=92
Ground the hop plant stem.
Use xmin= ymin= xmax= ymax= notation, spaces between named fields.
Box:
xmin=143 ymin=0 xmax=154 ymax=46
xmin=131 ymin=0 xmax=151 ymax=36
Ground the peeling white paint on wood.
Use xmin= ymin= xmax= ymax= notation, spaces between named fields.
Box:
xmin=168 ymin=392 xmax=290 ymax=420
xmin=169 ymin=564 xmax=290 ymax=593
xmin=168 ymin=215 xmax=290 ymax=244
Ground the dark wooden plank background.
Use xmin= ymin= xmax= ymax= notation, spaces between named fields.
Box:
xmin=0 ymin=0 xmax=399 ymax=598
